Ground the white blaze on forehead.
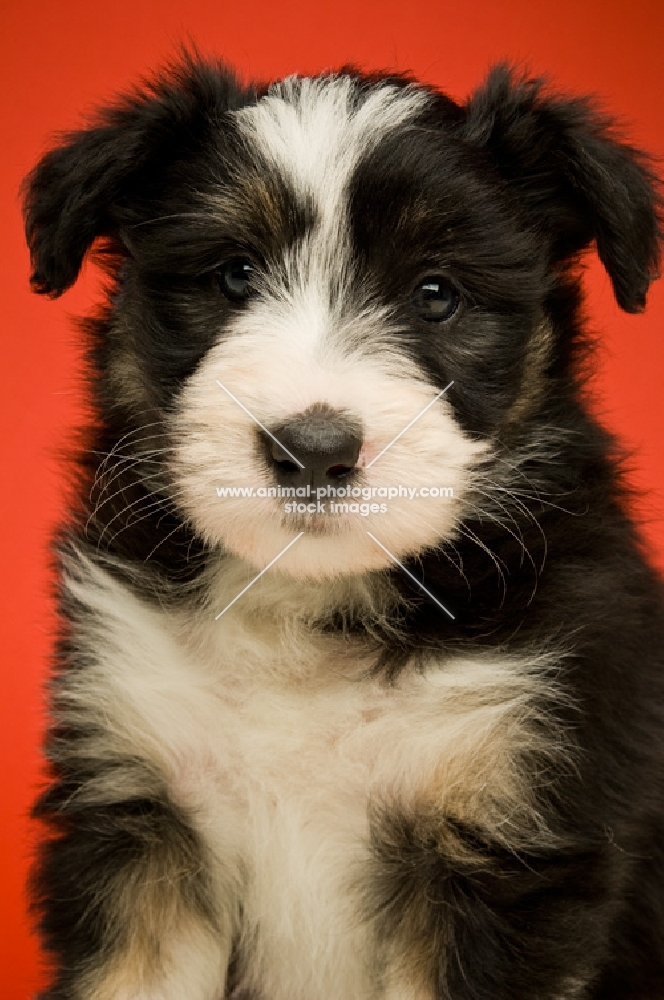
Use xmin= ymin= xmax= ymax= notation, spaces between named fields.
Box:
xmin=234 ymin=76 xmax=429 ymax=229
xmin=227 ymin=77 xmax=431 ymax=376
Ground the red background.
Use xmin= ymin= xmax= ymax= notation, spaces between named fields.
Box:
xmin=1 ymin=1 xmax=663 ymax=995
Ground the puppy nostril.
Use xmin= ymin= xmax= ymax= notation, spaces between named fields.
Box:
xmin=274 ymin=458 xmax=300 ymax=475
xmin=327 ymin=463 xmax=355 ymax=480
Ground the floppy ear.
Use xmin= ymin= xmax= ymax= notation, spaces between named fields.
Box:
xmin=23 ymin=58 xmax=247 ymax=297
xmin=462 ymin=64 xmax=662 ymax=312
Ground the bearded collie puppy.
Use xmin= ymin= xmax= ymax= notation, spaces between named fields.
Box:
xmin=23 ymin=56 xmax=664 ymax=1000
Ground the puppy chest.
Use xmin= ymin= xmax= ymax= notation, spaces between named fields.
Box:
xmin=186 ymin=663 xmax=504 ymax=843
xmin=168 ymin=648 xmax=537 ymax=1000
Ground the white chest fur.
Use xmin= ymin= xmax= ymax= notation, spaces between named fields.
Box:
xmin=63 ymin=557 xmax=556 ymax=1000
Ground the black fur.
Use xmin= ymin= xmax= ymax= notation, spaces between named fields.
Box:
xmin=24 ymin=56 xmax=664 ymax=999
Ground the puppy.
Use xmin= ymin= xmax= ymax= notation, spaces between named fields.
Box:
xmin=24 ymin=56 xmax=664 ymax=1000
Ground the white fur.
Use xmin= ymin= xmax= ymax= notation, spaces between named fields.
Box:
xmin=62 ymin=553 xmax=569 ymax=1000
xmin=235 ymin=76 xmax=429 ymax=239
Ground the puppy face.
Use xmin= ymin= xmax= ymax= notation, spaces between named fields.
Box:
xmin=24 ymin=61 xmax=660 ymax=581
xmin=168 ymin=77 xmax=503 ymax=579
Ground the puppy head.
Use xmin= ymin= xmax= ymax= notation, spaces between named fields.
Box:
xmin=24 ymin=59 xmax=661 ymax=580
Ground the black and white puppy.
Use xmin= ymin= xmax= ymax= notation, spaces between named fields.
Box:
xmin=24 ymin=57 xmax=664 ymax=1000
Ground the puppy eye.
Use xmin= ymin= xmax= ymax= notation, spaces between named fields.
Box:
xmin=216 ymin=258 xmax=256 ymax=302
xmin=411 ymin=276 xmax=460 ymax=322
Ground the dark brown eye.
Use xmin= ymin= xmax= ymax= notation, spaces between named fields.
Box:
xmin=216 ymin=258 xmax=256 ymax=301
xmin=411 ymin=276 xmax=460 ymax=322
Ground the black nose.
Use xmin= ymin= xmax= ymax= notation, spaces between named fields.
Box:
xmin=264 ymin=404 xmax=363 ymax=491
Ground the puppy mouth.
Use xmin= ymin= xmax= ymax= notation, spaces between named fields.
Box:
xmin=279 ymin=509 xmax=353 ymax=536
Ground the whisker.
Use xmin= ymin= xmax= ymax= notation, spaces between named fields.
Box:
xmin=90 ymin=476 xmax=179 ymax=545
xmin=94 ymin=448 xmax=173 ymax=500
xmin=102 ymin=487 xmax=192 ymax=550
xmin=456 ymin=522 xmax=507 ymax=597
xmin=128 ymin=211 xmax=216 ymax=229
xmin=89 ymin=421 xmax=166 ymax=496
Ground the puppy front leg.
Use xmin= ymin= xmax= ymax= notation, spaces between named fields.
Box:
xmin=372 ymin=812 xmax=618 ymax=1000
xmin=33 ymin=784 xmax=234 ymax=1000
